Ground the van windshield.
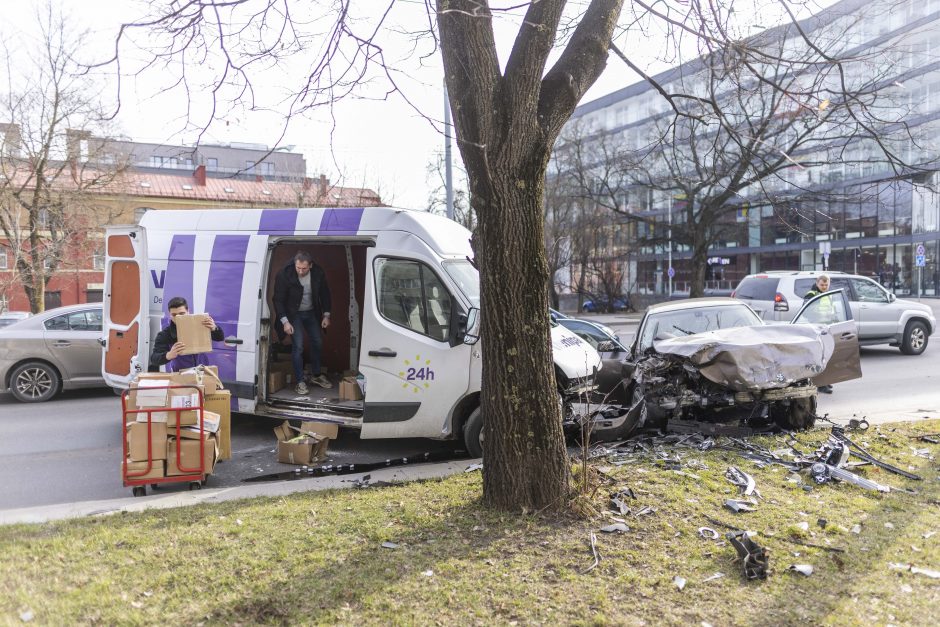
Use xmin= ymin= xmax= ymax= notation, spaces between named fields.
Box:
xmin=443 ymin=260 xmax=480 ymax=308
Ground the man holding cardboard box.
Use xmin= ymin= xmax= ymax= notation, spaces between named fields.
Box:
xmin=149 ymin=296 xmax=225 ymax=372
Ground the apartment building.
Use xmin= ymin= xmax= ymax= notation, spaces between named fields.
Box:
xmin=561 ymin=0 xmax=940 ymax=298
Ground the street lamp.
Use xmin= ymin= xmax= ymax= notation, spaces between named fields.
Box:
xmin=668 ymin=195 xmax=673 ymax=297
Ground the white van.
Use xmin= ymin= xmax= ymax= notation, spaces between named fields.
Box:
xmin=101 ymin=207 xmax=601 ymax=454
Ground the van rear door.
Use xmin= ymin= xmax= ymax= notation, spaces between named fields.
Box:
xmin=102 ymin=226 xmax=150 ymax=388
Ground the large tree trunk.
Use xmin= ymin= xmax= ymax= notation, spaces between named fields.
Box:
xmin=474 ymin=164 xmax=569 ymax=511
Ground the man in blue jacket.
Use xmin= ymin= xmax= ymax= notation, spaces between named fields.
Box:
xmin=273 ymin=251 xmax=332 ymax=395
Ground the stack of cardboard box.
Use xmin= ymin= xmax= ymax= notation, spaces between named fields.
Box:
xmin=273 ymin=420 xmax=338 ymax=465
xmin=267 ymin=357 xmax=294 ymax=394
xmin=124 ymin=367 xmax=226 ymax=481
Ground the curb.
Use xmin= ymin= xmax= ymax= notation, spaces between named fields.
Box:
xmin=0 ymin=459 xmax=480 ymax=526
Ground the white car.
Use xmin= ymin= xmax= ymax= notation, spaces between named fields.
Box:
xmin=0 ymin=311 xmax=32 ymax=328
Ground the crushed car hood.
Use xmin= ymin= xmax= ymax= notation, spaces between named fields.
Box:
xmin=651 ymin=324 xmax=834 ymax=392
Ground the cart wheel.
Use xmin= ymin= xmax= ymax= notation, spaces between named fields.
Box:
xmin=201 ymin=478 xmax=208 ymax=487
xmin=188 ymin=481 xmax=202 ymax=491
xmin=132 ymin=486 xmax=146 ymax=497
xmin=150 ymin=484 xmax=159 ymax=490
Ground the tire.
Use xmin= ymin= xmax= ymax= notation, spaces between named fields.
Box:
xmin=132 ymin=486 xmax=146 ymax=497
xmin=900 ymin=320 xmax=929 ymax=355
xmin=9 ymin=361 xmax=61 ymax=403
xmin=773 ymin=395 xmax=817 ymax=431
xmin=462 ymin=407 xmax=483 ymax=458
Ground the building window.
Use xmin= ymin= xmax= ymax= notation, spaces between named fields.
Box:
xmin=206 ymin=158 xmax=219 ymax=171
xmin=0 ymin=245 xmax=7 ymax=269
xmin=246 ymin=160 xmax=256 ymax=174
xmin=85 ymin=289 xmax=103 ymax=303
xmin=45 ymin=291 xmax=61 ymax=309
xmin=93 ymin=248 xmax=105 ymax=270
xmin=260 ymin=162 xmax=275 ymax=175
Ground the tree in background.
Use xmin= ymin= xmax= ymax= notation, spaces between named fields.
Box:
xmin=426 ymin=153 xmax=476 ymax=232
xmin=0 ymin=6 xmax=127 ymax=312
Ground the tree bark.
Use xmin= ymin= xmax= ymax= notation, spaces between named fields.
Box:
xmin=437 ymin=0 xmax=624 ymax=511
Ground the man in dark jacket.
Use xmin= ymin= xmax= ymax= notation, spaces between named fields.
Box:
xmin=149 ymin=296 xmax=224 ymax=372
xmin=803 ymin=274 xmax=834 ymax=394
xmin=273 ymin=251 xmax=332 ymax=395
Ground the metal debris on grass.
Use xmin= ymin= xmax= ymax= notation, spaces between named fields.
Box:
xmin=889 ymin=563 xmax=940 ymax=579
xmin=381 ymin=541 xmax=400 ymax=549
xmin=702 ymin=572 xmax=725 ymax=583
xmin=600 ymin=523 xmax=630 ymax=534
xmin=727 ymin=531 xmax=770 ymax=580
xmin=726 ymin=466 xmax=759 ymax=497
xmin=724 ymin=499 xmax=757 ymax=513
xmin=673 ymin=576 xmax=687 ymax=591
xmin=698 ymin=527 xmax=720 ymax=540
xmin=582 ymin=532 xmax=601 ymax=574
xmin=464 ymin=463 xmax=483 ymax=473
xmin=789 ymin=564 xmax=814 ymax=576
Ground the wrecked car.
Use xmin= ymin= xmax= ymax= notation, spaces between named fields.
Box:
xmin=587 ymin=291 xmax=862 ymax=439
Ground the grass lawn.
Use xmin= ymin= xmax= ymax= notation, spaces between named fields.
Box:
xmin=2 ymin=419 xmax=939 ymax=626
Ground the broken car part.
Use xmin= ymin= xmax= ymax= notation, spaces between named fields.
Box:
xmin=724 ymin=499 xmax=757 ymax=513
xmin=789 ymin=564 xmax=814 ymax=576
xmin=698 ymin=527 xmax=720 ymax=540
xmin=727 ymin=531 xmax=770 ymax=580
xmin=810 ymin=463 xmax=891 ymax=492
xmin=726 ymin=466 xmax=759 ymax=497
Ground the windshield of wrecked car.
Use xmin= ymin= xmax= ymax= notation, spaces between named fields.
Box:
xmin=442 ymin=259 xmax=480 ymax=308
xmin=638 ymin=304 xmax=762 ymax=352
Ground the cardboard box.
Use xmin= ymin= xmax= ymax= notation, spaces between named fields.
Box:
xmin=204 ymin=391 xmax=232 ymax=461
xmin=128 ymin=371 xmax=217 ymax=425
xmin=125 ymin=459 xmax=165 ymax=480
xmin=167 ymin=434 xmax=219 ymax=476
xmin=273 ymin=420 xmax=331 ymax=465
xmin=127 ymin=421 xmax=168 ymax=462
xmin=339 ymin=376 xmax=364 ymax=401
xmin=174 ymin=411 xmax=221 ymax=438
xmin=174 ymin=314 xmax=213 ymax=355
xmin=268 ymin=370 xmax=286 ymax=394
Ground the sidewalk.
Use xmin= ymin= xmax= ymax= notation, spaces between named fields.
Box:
xmin=0 ymin=459 xmax=479 ymax=526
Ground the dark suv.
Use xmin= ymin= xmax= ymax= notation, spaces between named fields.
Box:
xmin=732 ymin=271 xmax=936 ymax=354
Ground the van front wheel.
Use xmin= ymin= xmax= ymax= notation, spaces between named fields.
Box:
xmin=463 ymin=407 xmax=483 ymax=458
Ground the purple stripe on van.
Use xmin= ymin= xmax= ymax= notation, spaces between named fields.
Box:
xmin=162 ymin=235 xmax=196 ymax=327
xmin=204 ymin=235 xmax=251 ymax=391
xmin=318 ymin=207 xmax=364 ymax=235
xmin=258 ymin=208 xmax=299 ymax=234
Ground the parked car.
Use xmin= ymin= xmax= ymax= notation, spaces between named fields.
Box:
xmin=0 ymin=311 xmax=32 ymax=328
xmin=588 ymin=293 xmax=862 ymax=440
xmin=581 ymin=296 xmax=631 ymax=313
xmin=0 ymin=304 xmax=105 ymax=402
xmin=556 ymin=316 xmax=620 ymax=345
xmin=732 ymin=270 xmax=936 ymax=355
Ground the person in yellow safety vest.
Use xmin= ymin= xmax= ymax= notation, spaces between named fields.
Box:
xmin=803 ymin=274 xmax=834 ymax=394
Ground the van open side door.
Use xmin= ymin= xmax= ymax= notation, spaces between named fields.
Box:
xmin=101 ymin=226 xmax=150 ymax=388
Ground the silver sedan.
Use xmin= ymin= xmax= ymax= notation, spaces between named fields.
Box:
xmin=0 ymin=304 xmax=105 ymax=402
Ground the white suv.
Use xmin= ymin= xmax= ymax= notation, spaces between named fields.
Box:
xmin=732 ymin=270 xmax=936 ymax=355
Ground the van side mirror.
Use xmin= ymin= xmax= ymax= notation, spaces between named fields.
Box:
xmin=462 ymin=307 xmax=480 ymax=345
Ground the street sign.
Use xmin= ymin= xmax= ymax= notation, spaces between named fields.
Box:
xmin=916 ymin=255 xmax=926 ymax=267
xmin=667 ymin=267 xmax=675 ymax=278
xmin=916 ymin=244 xmax=926 ymax=256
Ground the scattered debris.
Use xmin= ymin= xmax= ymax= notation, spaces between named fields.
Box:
xmin=422 ymin=570 xmax=434 ymax=577
xmin=634 ymin=505 xmax=655 ymax=518
xmin=724 ymin=499 xmax=757 ymax=513
xmin=702 ymin=572 xmax=725 ymax=583
xmin=727 ymin=531 xmax=770 ymax=580
xmin=726 ymin=466 xmax=759 ymax=497
xmin=885 ymin=522 xmax=895 ymax=530
xmin=609 ymin=489 xmax=634 ymax=515
xmin=789 ymin=564 xmax=814 ymax=576
xmin=924 ymin=531 xmax=936 ymax=539
xmin=600 ymin=523 xmax=630 ymax=534
xmin=889 ymin=563 xmax=940 ymax=579
xmin=464 ymin=463 xmax=483 ymax=473
xmin=795 ymin=521 xmax=810 ymax=532
xmin=582 ymin=532 xmax=601 ymax=574
xmin=810 ymin=462 xmax=891 ymax=492
xmin=353 ymin=474 xmax=372 ymax=488
xmin=817 ymin=518 xmax=828 ymax=529
xmin=846 ymin=418 xmax=869 ymax=431
xmin=381 ymin=541 xmax=400 ymax=549
xmin=673 ymin=575 xmax=687 ymax=591
xmin=698 ymin=527 xmax=720 ymax=540
xmin=20 ymin=610 xmax=34 ymax=623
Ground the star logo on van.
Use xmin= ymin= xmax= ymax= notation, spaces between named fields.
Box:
xmin=399 ymin=355 xmax=435 ymax=393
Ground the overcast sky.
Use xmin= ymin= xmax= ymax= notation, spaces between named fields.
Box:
xmin=3 ymin=0 xmax=829 ymax=209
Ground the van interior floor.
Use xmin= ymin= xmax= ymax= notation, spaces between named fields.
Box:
xmin=268 ymin=372 xmax=363 ymax=411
